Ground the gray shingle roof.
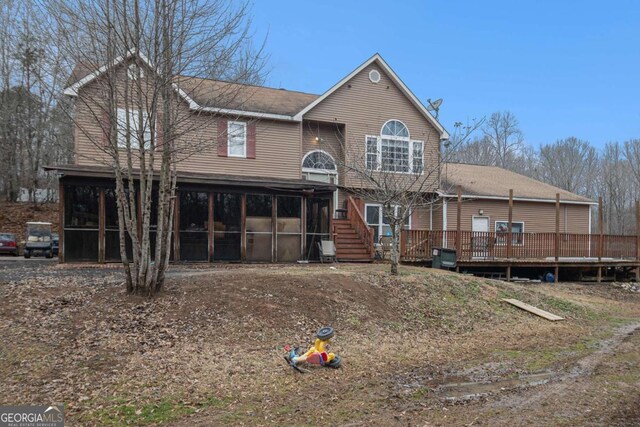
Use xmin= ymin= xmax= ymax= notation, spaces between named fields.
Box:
xmin=441 ymin=163 xmax=593 ymax=203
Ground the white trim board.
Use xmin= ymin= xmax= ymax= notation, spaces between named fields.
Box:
xmin=63 ymin=49 xmax=300 ymax=122
xmin=437 ymin=193 xmax=597 ymax=206
xmin=293 ymin=53 xmax=449 ymax=139
xmin=64 ymin=52 xmax=453 ymax=128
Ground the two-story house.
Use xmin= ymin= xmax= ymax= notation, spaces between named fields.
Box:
xmin=48 ymin=53 xmax=594 ymax=264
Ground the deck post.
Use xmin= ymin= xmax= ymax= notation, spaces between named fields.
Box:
xmin=272 ymin=195 xmax=277 ymax=262
xmin=507 ymin=189 xmax=513 ymax=259
xmin=208 ymin=192 xmax=214 ymax=262
xmin=456 ymin=185 xmax=462 ymax=256
xmin=173 ymin=191 xmax=180 ymax=262
xmin=554 ymin=265 xmax=559 ymax=284
xmin=98 ymin=189 xmax=105 ymax=263
xmin=58 ymin=183 xmax=65 ymax=263
xmin=636 ymin=200 xmax=640 ymax=261
xmin=506 ymin=265 xmax=511 ymax=281
xmin=597 ymin=266 xmax=602 ymax=283
xmin=240 ymin=193 xmax=246 ymax=261
xmin=598 ymin=196 xmax=603 ymax=262
xmin=636 ymin=200 xmax=639 ymax=281
xmin=555 ymin=193 xmax=560 ymax=262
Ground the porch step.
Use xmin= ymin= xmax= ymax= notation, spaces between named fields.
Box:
xmin=333 ymin=219 xmax=373 ymax=262
xmin=337 ymin=247 xmax=372 ymax=254
xmin=335 ymin=235 xmax=363 ymax=242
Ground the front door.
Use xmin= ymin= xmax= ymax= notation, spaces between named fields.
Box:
xmin=472 ymin=216 xmax=489 ymax=233
xmin=471 ymin=216 xmax=490 ymax=258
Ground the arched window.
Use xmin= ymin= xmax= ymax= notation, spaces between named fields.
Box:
xmin=302 ymin=150 xmax=336 ymax=171
xmin=381 ymin=120 xmax=409 ymax=139
xmin=366 ymin=120 xmax=423 ymax=174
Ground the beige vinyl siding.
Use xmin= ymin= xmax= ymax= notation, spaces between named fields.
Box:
xmin=73 ymin=62 xmax=303 ymax=180
xmin=411 ymin=206 xmax=430 ymax=229
xmin=302 ymin=121 xmax=343 ymax=162
xmin=180 ymin=116 xmax=301 ymax=179
xmin=337 ymin=189 xmax=348 ymax=211
xmin=303 ymin=64 xmax=440 ymax=191
xmin=432 ymin=199 xmax=445 ymax=230
xmin=443 ymin=199 xmax=591 ymax=234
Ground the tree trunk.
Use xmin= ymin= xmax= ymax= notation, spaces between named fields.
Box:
xmin=390 ymin=222 xmax=399 ymax=275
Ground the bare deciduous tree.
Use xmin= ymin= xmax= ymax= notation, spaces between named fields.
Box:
xmin=0 ymin=0 xmax=72 ymax=203
xmin=45 ymin=0 xmax=266 ymax=295
xmin=481 ymin=111 xmax=525 ymax=169
xmin=325 ymin=117 xmax=482 ymax=275
xmin=537 ymin=137 xmax=599 ymax=198
xmin=446 ymin=111 xmax=532 ymax=175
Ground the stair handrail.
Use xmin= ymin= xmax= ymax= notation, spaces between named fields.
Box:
xmin=346 ymin=196 xmax=375 ymax=258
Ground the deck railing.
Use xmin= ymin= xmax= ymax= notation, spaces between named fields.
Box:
xmin=345 ymin=196 xmax=375 ymax=258
xmin=401 ymin=230 xmax=639 ymax=261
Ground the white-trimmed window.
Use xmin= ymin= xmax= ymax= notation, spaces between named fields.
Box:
xmin=366 ymin=136 xmax=378 ymax=170
xmin=116 ymin=108 xmax=151 ymax=149
xmin=365 ymin=204 xmax=411 ymax=242
xmin=302 ymin=150 xmax=338 ymax=213
xmin=228 ymin=121 xmax=247 ymax=157
xmin=302 ymin=150 xmax=336 ymax=171
xmin=495 ymin=221 xmax=524 ymax=245
xmin=127 ymin=63 xmax=144 ymax=81
xmin=366 ymin=120 xmax=424 ymax=174
xmin=412 ymin=141 xmax=424 ymax=173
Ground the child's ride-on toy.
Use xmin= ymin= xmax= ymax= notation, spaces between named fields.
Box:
xmin=284 ymin=326 xmax=342 ymax=373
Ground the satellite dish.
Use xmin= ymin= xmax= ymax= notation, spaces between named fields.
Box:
xmin=426 ymin=98 xmax=443 ymax=118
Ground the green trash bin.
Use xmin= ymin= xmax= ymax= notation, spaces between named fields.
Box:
xmin=432 ymin=247 xmax=457 ymax=269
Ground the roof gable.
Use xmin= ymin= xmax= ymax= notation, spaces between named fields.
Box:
xmin=293 ymin=54 xmax=449 ymax=139
xmin=63 ymin=51 xmax=309 ymax=121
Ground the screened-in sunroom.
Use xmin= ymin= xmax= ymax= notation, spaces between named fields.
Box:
xmin=48 ymin=166 xmax=335 ymax=263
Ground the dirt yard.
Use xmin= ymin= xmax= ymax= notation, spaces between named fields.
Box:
xmin=0 ymin=202 xmax=59 ymax=239
xmin=1 ymin=263 xmax=639 ymax=426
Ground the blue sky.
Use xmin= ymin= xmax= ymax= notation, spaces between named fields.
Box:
xmin=251 ymin=0 xmax=640 ymax=148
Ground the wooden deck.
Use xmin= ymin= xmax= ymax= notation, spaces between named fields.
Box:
xmin=401 ymin=230 xmax=639 ymax=262
xmin=400 ymin=229 xmax=640 ymax=281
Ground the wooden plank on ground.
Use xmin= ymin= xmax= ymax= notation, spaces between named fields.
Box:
xmin=501 ymin=298 xmax=565 ymax=321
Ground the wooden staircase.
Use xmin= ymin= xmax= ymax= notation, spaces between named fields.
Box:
xmin=333 ymin=197 xmax=375 ymax=262
xmin=333 ymin=219 xmax=374 ymax=261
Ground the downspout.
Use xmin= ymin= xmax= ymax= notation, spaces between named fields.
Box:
xmin=443 ymin=198 xmax=448 ymax=247
xmin=588 ymin=205 xmax=592 ymax=257
xmin=429 ymin=201 xmax=433 ymax=230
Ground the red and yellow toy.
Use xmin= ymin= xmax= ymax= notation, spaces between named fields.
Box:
xmin=285 ymin=327 xmax=342 ymax=372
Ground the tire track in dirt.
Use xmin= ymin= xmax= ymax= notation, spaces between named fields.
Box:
xmin=489 ymin=321 xmax=640 ymax=411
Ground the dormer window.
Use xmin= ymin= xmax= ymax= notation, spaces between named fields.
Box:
xmin=127 ymin=64 xmax=143 ymax=80
xmin=116 ymin=108 xmax=151 ymax=149
xmin=366 ymin=120 xmax=424 ymax=174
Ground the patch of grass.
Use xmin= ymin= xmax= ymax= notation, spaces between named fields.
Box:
xmin=494 ymin=334 xmax=605 ymax=371
xmin=410 ymin=386 xmax=434 ymax=400
xmin=91 ymin=395 xmax=229 ymax=425
xmin=540 ymin=295 xmax=601 ymax=320
xmin=346 ymin=314 xmax=361 ymax=326
xmin=467 ymin=280 xmax=482 ymax=295
xmin=541 ymin=295 xmax=580 ymax=313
